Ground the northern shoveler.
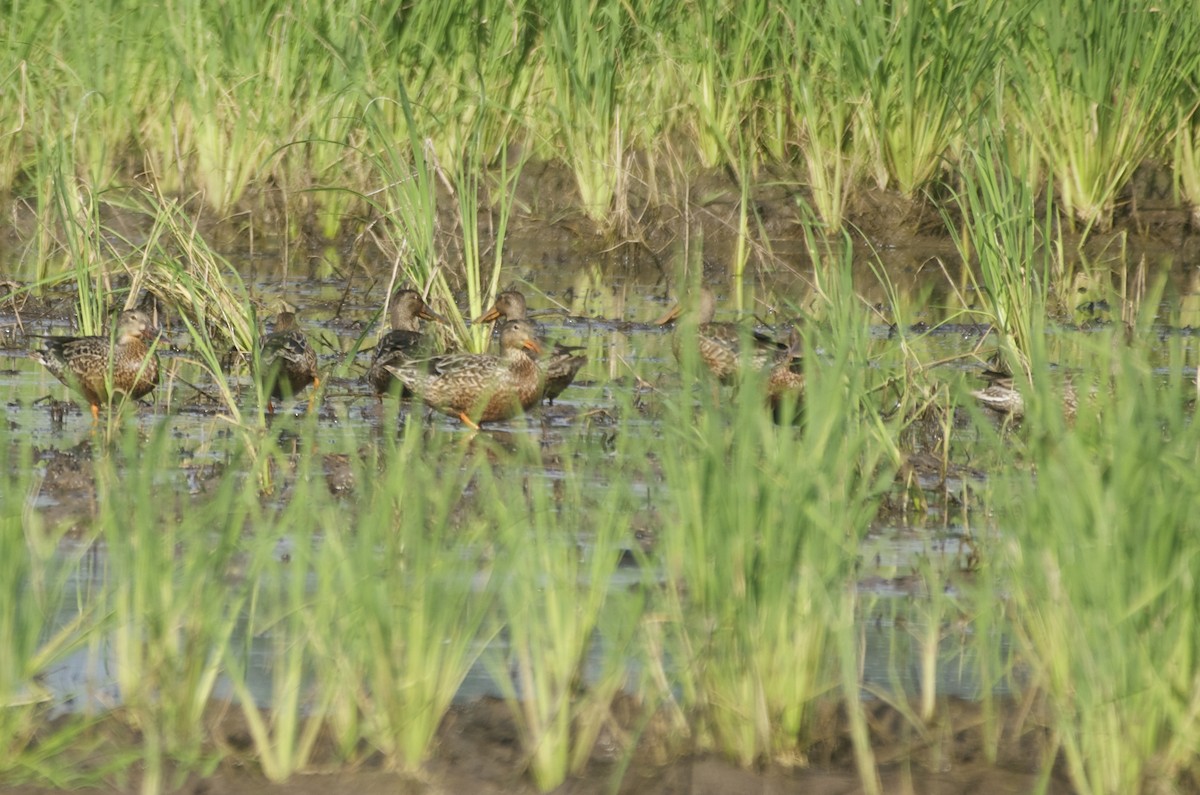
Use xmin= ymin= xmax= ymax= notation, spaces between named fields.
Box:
xmin=365 ymin=290 xmax=446 ymax=397
xmin=655 ymin=286 xmax=789 ymax=383
xmin=259 ymin=310 xmax=319 ymax=413
xmin=30 ymin=308 xmax=161 ymax=422
xmin=766 ymin=327 xmax=806 ymax=419
xmin=971 ymin=364 xmax=1078 ymax=424
xmin=386 ymin=317 xmax=544 ymax=429
xmin=971 ymin=374 xmax=1026 ymax=418
xmin=475 ymin=290 xmax=586 ymax=404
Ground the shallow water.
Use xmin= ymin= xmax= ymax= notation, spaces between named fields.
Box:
xmin=4 ymin=236 xmax=1200 ymax=715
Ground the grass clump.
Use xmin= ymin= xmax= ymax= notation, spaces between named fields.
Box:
xmin=647 ymin=248 xmax=900 ymax=768
xmin=318 ymin=428 xmax=499 ymax=771
xmin=7 ymin=0 xmax=1200 ymax=240
xmin=0 ymin=434 xmax=100 ymax=785
xmin=485 ymin=434 xmax=642 ymax=791
xmin=96 ymin=423 xmax=251 ymax=793
xmin=994 ymin=330 xmax=1200 ymax=794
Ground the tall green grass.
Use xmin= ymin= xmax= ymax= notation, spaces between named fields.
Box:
xmin=541 ymin=1 xmax=628 ymax=229
xmin=7 ymin=0 xmax=1200 ymax=241
xmin=948 ymin=134 xmax=1058 ymax=376
xmin=485 ymin=444 xmax=640 ymax=790
xmin=1011 ymin=0 xmax=1200 ymax=234
xmin=97 ymin=424 xmax=248 ymax=794
xmin=0 ymin=437 xmax=99 ymax=784
xmin=994 ymin=331 xmax=1200 ymax=794
xmin=645 ymin=241 xmax=902 ymax=776
xmin=317 ymin=428 xmax=499 ymax=772
xmin=6 ymin=166 xmax=1200 ymax=795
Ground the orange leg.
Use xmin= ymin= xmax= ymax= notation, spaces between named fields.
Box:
xmin=90 ymin=403 xmax=100 ymax=423
xmin=306 ymin=377 xmax=321 ymax=413
xmin=457 ymin=412 xmax=481 ymax=431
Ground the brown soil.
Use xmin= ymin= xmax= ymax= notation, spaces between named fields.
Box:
xmin=4 ymin=697 xmax=1073 ymax=795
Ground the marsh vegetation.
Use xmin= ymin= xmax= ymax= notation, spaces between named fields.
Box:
xmin=3 ymin=2 xmax=1200 ymax=794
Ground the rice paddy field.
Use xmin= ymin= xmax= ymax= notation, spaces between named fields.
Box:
xmin=3 ymin=1 xmax=1200 ymax=793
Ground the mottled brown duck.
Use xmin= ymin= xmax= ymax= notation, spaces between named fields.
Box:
xmin=259 ymin=310 xmax=320 ymax=413
xmin=386 ymin=318 xmax=544 ymax=430
xmin=30 ymin=308 xmax=161 ymax=422
xmin=971 ymin=369 xmax=1078 ymax=424
xmin=655 ymin=287 xmax=789 ymax=383
xmin=365 ymin=290 xmax=446 ymax=397
xmin=766 ymin=328 xmax=806 ymax=420
xmin=475 ymin=290 xmax=586 ymax=404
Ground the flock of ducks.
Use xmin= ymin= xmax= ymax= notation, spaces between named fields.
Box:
xmin=28 ymin=286 xmax=1028 ymax=428
xmin=28 ymin=289 xmax=594 ymax=430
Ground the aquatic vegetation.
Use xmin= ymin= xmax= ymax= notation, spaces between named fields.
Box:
xmin=3 ymin=4 xmax=1200 ymax=789
xmin=4 ymin=0 xmax=1200 ymax=245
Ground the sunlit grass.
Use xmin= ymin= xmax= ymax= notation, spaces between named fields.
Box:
xmin=1011 ymin=0 xmax=1200 ymax=234
xmin=993 ymin=329 xmax=1200 ymax=794
xmin=5 ymin=255 xmax=1200 ymax=795
xmin=7 ymin=0 xmax=1199 ymax=240
xmin=947 ymin=134 xmax=1058 ymax=376
xmin=0 ymin=436 xmax=98 ymax=784
xmin=5 ymin=17 xmax=1200 ymax=783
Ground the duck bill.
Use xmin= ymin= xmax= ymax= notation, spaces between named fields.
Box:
xmin=654 ymin=303 xmax=682 ymax=325
xmin=522 ymin=338 xmax=542 ymax=355
xmin=418 ymin=305 xmax=449 ymax=325
xmin=474 ymin=306 xmax=503 ymax=324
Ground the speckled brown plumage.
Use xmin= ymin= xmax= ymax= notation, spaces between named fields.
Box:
xmin=971 ymin=369 xmax=1078 ymax=424
xmin=656 ymin=287 xmax=789 ymax=383
xmin=30 ymin=309 xmax=161 ymax=421
xmin=766 ymin=329 xmax=806 ymax=421
xmin=259 ymin=311 xmax=319 ymax=412
xmin=365 ymin=290 xmax=446 ymax=397
xmin=475 ymin=290 xmax=587 ymax=404
xmin=386 ymin=318 xmax=544 ymax=429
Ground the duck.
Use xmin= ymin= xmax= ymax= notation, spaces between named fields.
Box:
xmin=475 ymin=290 xmax=586 ymax=404
xmin=655 ymin=286 xmax=790 ymax=383
xmin=970 ymin=364 xmax=1078 ymax=424
xmin=386 ymin=318 xmax=544 ymax=429
xmin=971 ymin=374 xmax=1026 ymax=418
xmin=365 ymin=290 xmax=447 ymax=397
xmin=766 ymin=328 xmax=806 ymax=419
xmin=30 ymin=308 xmax=161 ymax=422
xmin=258 ymin=310 xmax=319 ymax=413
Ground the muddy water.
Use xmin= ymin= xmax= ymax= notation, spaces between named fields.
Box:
xmin=3 ymin=233 xmax=1198 ymax=715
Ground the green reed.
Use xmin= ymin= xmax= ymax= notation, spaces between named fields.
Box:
xmin=779 ymin=5 xmax=857 ymax=232
xmin=359 ymin=92 xmax=473 ymax=346
xmin=647 ymin=247 xmax=900 ymax=769
xmin=949 ymin=135 xmax=1057 ymax=375
xmin=316 ymin=425 xmax=499 ymax=771
xmin=541 ymin=1 xmax=627 ymax=229
xmin=7 ymin=0 xmax=1200 ymax=241
xmin=449 ymin=129 xmax=526 ymax=352
xmin=221 ymin=447 xmax=332 ymax=782
xmin=1011 ymin=0 xmax=1200 ymax=234
xmin=679 ymin=0 xmax=772 ymax=170
xmin=990 ymin=328 xmax=1200 ymax=794
xmin=0 ymin=433 xmax=99 ymax=784
xmin=832 ymin=0 xmax=1012 ymax=196
xmin=97 ymin=423 xmax=251 ymax=794
xmin=485 ymin=434 xmax=642 ymax=791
